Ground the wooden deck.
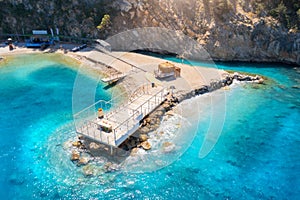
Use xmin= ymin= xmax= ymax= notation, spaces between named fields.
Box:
xmin=75 ymin=84 xmax=167 ymax=147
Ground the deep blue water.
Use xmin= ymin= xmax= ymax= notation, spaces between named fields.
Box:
xmin=0 ymin=53 xmax=299 ymax=199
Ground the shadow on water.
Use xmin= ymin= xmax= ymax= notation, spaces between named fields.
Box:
xmin=103 ymin=81 xmax=118 ymax=90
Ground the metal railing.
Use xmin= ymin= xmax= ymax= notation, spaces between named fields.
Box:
xmin=112 ymin=87 xmax=166 ymax=145
xmin=73 ymin=90 xmax=128 ymax=129
xmin=74 ymin=84 xmax=167 ymax=147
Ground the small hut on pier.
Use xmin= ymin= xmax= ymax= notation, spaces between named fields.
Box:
xmin=154 ymin=62 xmax=181 ymax=79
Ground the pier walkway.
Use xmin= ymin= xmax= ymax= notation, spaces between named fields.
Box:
xmin=74 ymin=84 xmax=167 ymax=147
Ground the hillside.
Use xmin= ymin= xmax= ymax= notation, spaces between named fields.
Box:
xmin=0 ymin=0 xmax=299 ymax=64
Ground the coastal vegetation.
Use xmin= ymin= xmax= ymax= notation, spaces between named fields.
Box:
xmin=97 ymin=14 xmax=111 ymax=31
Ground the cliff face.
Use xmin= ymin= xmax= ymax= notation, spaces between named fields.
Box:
xmin=1 ymin=0 xmax=299 ymax=65
xmin=0 ymin=0 xmax=116 ymax=38
xmin=110 ymin=0 xmax=300 ymax=64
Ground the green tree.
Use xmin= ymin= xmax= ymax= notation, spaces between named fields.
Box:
xmin=270 ymin=1 xmax=289 ymax=26
xmin=97 ymin=14 xmax=111 ymax=30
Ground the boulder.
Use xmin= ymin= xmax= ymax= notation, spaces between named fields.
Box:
xmin=72 ymin=141 xmax=82 ymax=148
xmin=166 ymin=110 xmax=175 ymax=116
xmin=139 ymin=134 xmax=148 ymax=142
xmin=255 ymin=78 xmax=264 ymax=84
xmin=145 ymin=118 xmax=151 ymax=124
xmin=141 ymin=141 xmax=151 ymax=150
xmin=78 ymin=157 xmax=90 ymax=166
xmin=104 ymin=162 xmax=119 ymax=172
xmin=130 ymin=147 xmax=139 ymax=156
xmin=82 ymin=165 xmax=94 ymax=176
xmin=71 ymin=151 xmax=80 ymax=161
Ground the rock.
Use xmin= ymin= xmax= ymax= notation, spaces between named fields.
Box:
xmin=82 ymin=165 xmax=94 ymax=177
xmin=104 ymin=162 xmax=119 ymax=172
xmin=150 ymin=118 xmax=158 ymax=125
xmin=139 ymin=134 xmax=148 ymax=142
xmin=71 ymin=151 xmax=80 ymax=161
xmin=72 ymin=141 xmax=82 ymax=148
xmin=158 ymin=131 xmax=164 ymax=135
xmin=162 ymin=142 xmax=175 ymax=153
xmin=141 ymin=141 xmax=151 ymax=150
xmin=130 ymin=139 xmax=137 ymax=147
xmin=78 ymin=157 xmax=90 ymax=166
xmin=78 ymin=135 xmax=84 ymax=140
xmin=130 ymin=147 xmax=139 ymax=156
xmin=254 ymin=78 xmax=264 ymax=84
xmin=63 ymin=141 xmax=73 ymax=150
xmin=140 ymin=126 xmax=150 ymax=134
xmin=145 ymin=118 xmax=151 ymax=124
xmin=163 ymin=102 xmax=171 ymax=110
xmin=89 ymin=142 xmax=100 ymax=150
xmin=116 ymin=0 xmax=132 ymax=12
xmin=166 ymin=110 xmax=175 ymax=116
xmin=9 ymin=174 xmax=24 ymax=185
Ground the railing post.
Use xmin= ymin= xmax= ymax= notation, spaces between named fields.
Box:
xmin=114 ymin=130 xmax=117 ymax=144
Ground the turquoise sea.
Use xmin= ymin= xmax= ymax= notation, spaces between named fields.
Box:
xmin=0 ymin=53 xmax=299 ymax=199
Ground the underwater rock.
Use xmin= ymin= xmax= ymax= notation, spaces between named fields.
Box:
xmin=162 ymin=142 xmax=176 ymax=153
xmin=104 ymin=162 xmax=119 ymax=172
xmin=254 ymin=78 xmax=264 ymax=84
xmin=78 ymin=157 xmax=90 ymax=166
xmin=71 ymin=151 xmax=80 ymax=161
xmin=63 ymin=140 xmax=73 ymax=150
xmin=141 ymin=141 xmax=151 ymax=150
xmin=82 ymin=164 xmax=94 ymax=176
xmin=9 ymin=173 xmax=24 ymax=185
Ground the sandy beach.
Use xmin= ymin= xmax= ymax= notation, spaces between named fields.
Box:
xmin=0 ymin=43 xmax=229 ymax=99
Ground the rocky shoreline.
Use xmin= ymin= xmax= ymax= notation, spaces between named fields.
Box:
xmin=67 ymin=71 xmax=264 ymax=176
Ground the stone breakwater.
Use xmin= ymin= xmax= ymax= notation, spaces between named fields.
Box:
xmin=67 ymin=71 xmax=264 ymax=176
xmin=175 ymin=72 xmax=264 ymax=102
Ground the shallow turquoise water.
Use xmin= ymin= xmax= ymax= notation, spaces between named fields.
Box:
xmin=0 ymin=54 xmax=299 ymax=199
